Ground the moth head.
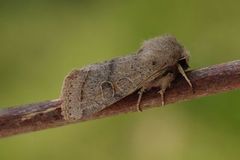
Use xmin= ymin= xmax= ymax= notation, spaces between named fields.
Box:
xmin=138 ymin=35 xmax=188 ymax=69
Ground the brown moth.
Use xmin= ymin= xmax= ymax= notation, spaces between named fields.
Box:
xmin=61 ymin=35 xmax=192 ymax=121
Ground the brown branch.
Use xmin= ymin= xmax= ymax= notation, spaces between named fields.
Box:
xmin=0 ymin=60 xmax=240 ymax=138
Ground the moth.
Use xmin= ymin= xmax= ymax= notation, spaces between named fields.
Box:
xmin=60 ymin=35 xmax=192 ymax=121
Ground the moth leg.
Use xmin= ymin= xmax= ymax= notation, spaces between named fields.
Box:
xmin=158 ymin=89 xmax=165 ymax=106
xmin=150 ymin=72 xmax=175 ymax=106
xmin=177 ymin=64 xmax=192 ymax=89
xmin=136 ymin=87 xmax=146 ymax=112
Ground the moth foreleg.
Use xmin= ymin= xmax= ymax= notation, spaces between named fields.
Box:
xmin=177 ymin=64 xmax=192 ymax=89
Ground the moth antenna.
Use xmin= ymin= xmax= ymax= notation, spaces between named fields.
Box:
xmin=177 ymin=64 xmax=192 ymax=88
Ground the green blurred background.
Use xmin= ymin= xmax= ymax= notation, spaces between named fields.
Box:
xmin=0 ymin=1 xmax=240 ymax=160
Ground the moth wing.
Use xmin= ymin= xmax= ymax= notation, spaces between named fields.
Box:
xmin=61 ymin=69 xmax=90 ymax=120
xmin=78 ymin=59 xmax=139 ymax=119
xmin=61 ymin=54 xmax=170 ymax=121
xmin=81 ymin=58 xmax=170 ymax=117
xmin=61 ymin=56 xmax=142 ymax=120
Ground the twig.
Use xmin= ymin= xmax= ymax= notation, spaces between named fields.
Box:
xmin=0 ymin=60 xmax=240 ymax=138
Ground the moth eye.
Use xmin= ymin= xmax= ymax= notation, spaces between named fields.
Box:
xmin=178 ymin=58 xmax=189 ymax=70
xmin=152 ymin=61 xmax=157 ymax=66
